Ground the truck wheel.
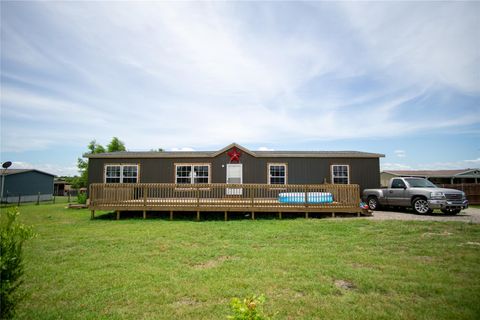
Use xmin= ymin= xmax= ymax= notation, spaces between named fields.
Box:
xmin=412 ymin=197 xmax=432 ymax=214
xmin=367 ymin=196 xmax=380 ymax=210
xmin=441 ymin=208 xmax=461 ymax=215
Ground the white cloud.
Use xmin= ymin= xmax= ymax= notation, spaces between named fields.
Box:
xmin=394 ymin=150 xmax=406 ymax=158
xmin=258 ymin=147 xmax=275 ymax=151
xmin=340 ymin=2 xmax=480 ymax=93
xmin=170 ymin=147 xmax=195 ymax=152
xmin=381 ymin=163 xmax=413 ymax=171
xmin=382 ymin=159 xmax=480 ymax=171
xmin=465 ymin=158 xmax=480 ymax=164
xmin=1 ymin=2 xmax=479 ymax=170
xmin=10 ymin=161 xmax=78 ymax=176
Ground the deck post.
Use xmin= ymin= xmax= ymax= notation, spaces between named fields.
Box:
xmin=196 ymin=187 xmax=200 ymax=208
xmin=224 ymin=211 xmax=228 ymax=221
xmin=196 ymin=211 xmax=200 ymax=221
xmin=252 ymin=211 xmax=255 ymax=220
xmin=305 ymin=212 xmax=309 ymax=219
xmin=91 ymin=210 xmax=95 ymax=220
xmin=278 ymin=212 xmax=282 ymax=219
xmin=143 ymin=185 xmax=147 ymax=208
xmin=170 ymin=210 xmax=173 ymax=221
xmin=332 ymin=212 xmax=335 ymax=218
xmin=357 ymin=211 xmax=361 ymax=217
xmin=143 ymin=210 xmax=146 ymax=219
xmin=116 ymin=210 xmax=120 ymax=220
xmin=304 ymin=185 xmax=309 ymax=210
xmin=250 ymin=186 xmax=254 ymax=208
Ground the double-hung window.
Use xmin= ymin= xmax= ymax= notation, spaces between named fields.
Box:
xmin=105 ymin=164 xmax=139 ymax=183
xmin=268 ymin=163 xmax=287 ymax=185
xmin=331 ymin=164 xmax=349 ymax=184
xmin=175 ymin=164 xmax=210 ymax=184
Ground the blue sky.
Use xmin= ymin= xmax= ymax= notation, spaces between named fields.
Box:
xmin=1 ymin=1 xmax=479 ymax=176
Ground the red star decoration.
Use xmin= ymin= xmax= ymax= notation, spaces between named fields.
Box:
xmin=227 ymin=147 xmax=241 ymax=163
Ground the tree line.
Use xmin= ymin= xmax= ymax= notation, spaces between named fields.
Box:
xmin=66 ymin=137 xmax=126 ymax=188
xmin=63 ymin=137 xmax=163 ymax=189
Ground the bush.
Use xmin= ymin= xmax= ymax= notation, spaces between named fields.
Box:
xmin=0 ymin=208 xmax=35 ymax=319
xmin=228 ymin=294 xmax=272 ymax=320
xmin=77 ymin=193 xmax=87 ymax=204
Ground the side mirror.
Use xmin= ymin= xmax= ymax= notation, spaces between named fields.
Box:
xmin=403 ymin=186 xmax=407 ymax=190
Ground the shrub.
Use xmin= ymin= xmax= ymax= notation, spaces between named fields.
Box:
xmin=0 ymin=208 xmax=35 ymax=319
xmin=227 ymin=294 xmax=272 ymax=320
xmin=77 ymin=193 xmax=87 ymax=204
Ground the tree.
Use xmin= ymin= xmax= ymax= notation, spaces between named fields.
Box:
xmin=77 ymin=140 xmax=107 ymax=188
xmin=64 ymin=176 xmax=83 ymax=190
xmin=107 ymin=137 xmax=126 ymax=152
xmin=77 ymin=138 xmax=126 ymax=187
xmin=0 ymin=208 xmax=35 ymax=319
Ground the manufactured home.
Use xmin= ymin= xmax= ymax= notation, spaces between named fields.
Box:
xmin=87 ymin=143 xmax=384 ymax=219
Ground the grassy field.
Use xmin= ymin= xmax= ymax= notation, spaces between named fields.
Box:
xmin=5 ymin=203 xmax=480 ymax=319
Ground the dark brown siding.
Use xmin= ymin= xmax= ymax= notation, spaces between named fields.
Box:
xmin=88 ymin=152 xmax=381 ymax=192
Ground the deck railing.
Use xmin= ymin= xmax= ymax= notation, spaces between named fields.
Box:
xmin=89 ymin=183 xmax=360 ymax=213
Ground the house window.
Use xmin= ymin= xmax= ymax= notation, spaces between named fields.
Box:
xmin=105 ymin=164 xmax=138 ymax=183
xmin=331 ymin=165 xmax=349 ymax=184
xmin=175 ymin=164 xmax=210 ymax=184
xmin=268 ymin=163 xmax=287 ymax=185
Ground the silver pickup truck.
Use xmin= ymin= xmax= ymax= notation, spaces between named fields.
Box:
xmin=363 ymin=177 xmax=468 ymax=214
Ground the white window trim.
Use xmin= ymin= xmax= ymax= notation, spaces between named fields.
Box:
xmin=104 ymin=164 xmax=140 ymax=183
xmin=330 ymin=164 xmax=350 ymax=184
xmin=174 ymin=163 xmax=211 ymax=184
xmin=267 ymin=163 xmax=288 ymax=185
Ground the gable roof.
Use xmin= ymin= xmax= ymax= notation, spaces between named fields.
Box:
xmin=211 ymin=143 xmax=256 ymax=157
xmin=85 ymin=143 xmax=384 ymax=159
xmin=382 ymin=169 xmax=480 ymax=178
xmin=1 ymin=169 xmax=56 ymax=177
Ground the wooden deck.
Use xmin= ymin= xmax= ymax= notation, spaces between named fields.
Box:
xmin=89 ymin=183 xmax=364 ymax=220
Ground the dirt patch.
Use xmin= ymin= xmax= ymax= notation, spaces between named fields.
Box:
xmin=67 ymin=204 xmax=88 ymax=209
xmin=172 ymin=297 xmax=198 ymax=307
xmin=462 ymin=241 xmax=480 ymax=246
xmin=415 ymin=256 xmax=435 ymax=263
xmin=351 ymin=262 xmax=383 ymax=270
xmin=421 ymin=231 xmax=452 ymax=237
xmin=368 ymin=207 xmax=480 ymax=223
xmin=334 ymin=279 xmax=356 ymax=290
xmin=192 ymin=255 xmax=235 ymax=269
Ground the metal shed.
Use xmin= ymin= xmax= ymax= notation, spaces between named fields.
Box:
xmin=1 ymin=169 xmax=55 ymax=203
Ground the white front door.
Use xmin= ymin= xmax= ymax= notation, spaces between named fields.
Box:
xmin=226 ymin=164 xmax=243 ymax=195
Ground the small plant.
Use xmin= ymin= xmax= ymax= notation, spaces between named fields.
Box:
xmin=77 ymin=193 xmax=87 ymax=204
xmin=0 ymin=208 xmax=35 ymax=319
xmin=227 ymin=294 xmax=272 ymax=320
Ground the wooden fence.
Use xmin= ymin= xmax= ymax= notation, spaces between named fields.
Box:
xmin=89 ymin=183 xmax=362 ymax=219
xmin=439 ymin=184 xmax=480 ymax=205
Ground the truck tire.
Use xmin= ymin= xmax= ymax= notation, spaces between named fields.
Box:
xmin=367 ymin=196 xmax=380 ymax=211
xmin=441 ymin=208 xmax=461 ymax=215
xmin=412 ymin=197 xmax=433 ymax=214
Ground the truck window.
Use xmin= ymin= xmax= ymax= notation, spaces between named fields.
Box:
xmin=405 ymin=178 xmax=437 ymax=188
xmin=391 ymin=179 xmax=406 ymax=189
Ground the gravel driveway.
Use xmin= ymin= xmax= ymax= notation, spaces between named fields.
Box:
xmin=367 ymin=207 xmax=480 ymax=223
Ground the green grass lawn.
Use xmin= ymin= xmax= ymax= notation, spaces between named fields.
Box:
xmin=5 ymin=203 xmax=480 ymax=319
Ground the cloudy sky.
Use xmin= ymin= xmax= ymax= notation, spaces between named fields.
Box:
xmin=1 ymin=1 xmax=479 ymax=176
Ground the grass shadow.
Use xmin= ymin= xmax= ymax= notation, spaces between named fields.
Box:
xmin=92 ymin=210 xmax=361 ymax=221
